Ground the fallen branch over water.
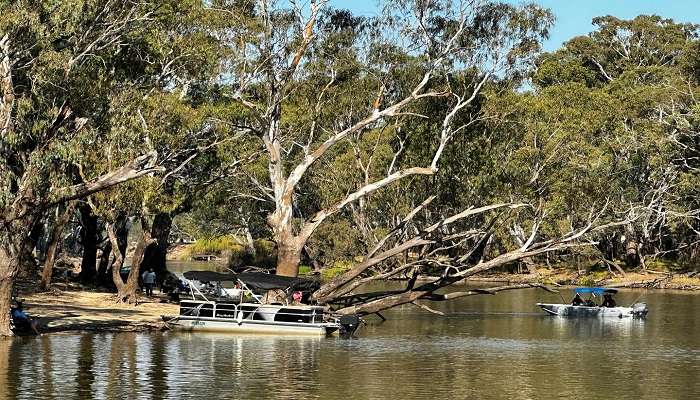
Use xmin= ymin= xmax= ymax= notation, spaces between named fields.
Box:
xmin=333 ymin=283 xmax=558 ymax=316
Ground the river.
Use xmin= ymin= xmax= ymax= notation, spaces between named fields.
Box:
xmin=1 ymin=279 xmax=699 ymax=399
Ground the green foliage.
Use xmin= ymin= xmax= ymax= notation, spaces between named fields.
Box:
xmin=306 ymin=218 xmax=366 ymax=267
xmin=188 ymin=236 xmax=243 ymax=256
xmin=298 ymin=265 xmax=312 ymax=275
xmin=320 ymin=260 xmax=354 ymax=281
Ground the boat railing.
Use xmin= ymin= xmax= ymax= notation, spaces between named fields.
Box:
xmin=179 ymin=300 xmax=325 ymax=323
xmin=181 ymin=277 xmax=263 ymax=304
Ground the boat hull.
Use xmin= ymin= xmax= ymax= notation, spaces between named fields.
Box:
xmin=536 ymin=303 xmax=648 ymax=318
xmin=163 ymin=315 xmax=340 ymax=336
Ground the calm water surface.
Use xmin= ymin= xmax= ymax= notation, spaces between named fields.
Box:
xmin=1 ymin=286 xmax=699 ymax=399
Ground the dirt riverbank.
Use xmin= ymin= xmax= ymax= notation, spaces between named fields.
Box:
xmin=20 ymin=290 xmax=178 ymax=334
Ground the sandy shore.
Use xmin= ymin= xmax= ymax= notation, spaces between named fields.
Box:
xmin=22 ymin=291 xmax=178 ymax=334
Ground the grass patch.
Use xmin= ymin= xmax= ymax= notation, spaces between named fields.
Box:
xmin=298 ymin=265 xmax=312 ymax=275
xmin=188 ymin=236 xmax=244 ymax=256
xmin=321 ymin=260 xmax=353 ymax=281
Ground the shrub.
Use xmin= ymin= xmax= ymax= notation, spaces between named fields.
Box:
xmin=298 ymin=265 xmax=312 ymax=275
xmin=188 ymin=236 xmax=243 ymax=255
xmin=320 ymin=260 xmax=354 ymax=281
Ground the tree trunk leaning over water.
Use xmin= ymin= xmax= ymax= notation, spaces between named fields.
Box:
xmin=39 ymin=202 xmax=76 ymax=291
xmin=312 ymin=200 xmax=601 ymax=316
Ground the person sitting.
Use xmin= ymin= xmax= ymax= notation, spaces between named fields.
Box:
xmin=601 ymin=294 xmax=616 ymax=307
xmin=584 ymin=299 xmax=597 ymax=307
xmin=291 ymin=291 xmax=303 ymax=305
xmin=11 ymin=302 xmax=40 ymax=335
xmin=571 ymin=293 xmax=584 ymax=306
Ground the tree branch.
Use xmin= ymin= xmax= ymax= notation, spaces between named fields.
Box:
xmin=48 ymin=151 xmax=164 ymax=206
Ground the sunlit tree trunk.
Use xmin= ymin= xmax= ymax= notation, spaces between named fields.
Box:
xmin=106 ymin=222 xmax=126 ymax=295
xmin=107 ymin=217 xmax=155 ymax=304
xmin=274 ymin=232 xmax=303 ymax=277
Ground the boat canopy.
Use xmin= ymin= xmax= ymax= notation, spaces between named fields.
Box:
xmin=182 ymin=271 xmax=320 ymax=293
xmin=574 ymin=287 xmax=618 ymax=295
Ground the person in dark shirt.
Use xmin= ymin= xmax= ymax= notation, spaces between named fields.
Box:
xmin=571 ymin=293 xmax=584 ymax=306
xmin=11 ymin=302 xmax=40 ymax=335
xmin=601 ymin=294 xmax=616 ymax=307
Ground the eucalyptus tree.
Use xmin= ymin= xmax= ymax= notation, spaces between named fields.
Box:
xmin=294 ymin=14 xmax=700 ymax=313
xmin=93 ymin=90 xmax=249 ymax=302
xmin=504 ymin=15 xmax=700 ymax=268
xmin=0 ymin=0 xmax=224 ymax=334
xmin=220 ymin=0 xmax=554 ymax=277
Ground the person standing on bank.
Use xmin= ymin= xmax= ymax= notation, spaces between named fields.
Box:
xmin=142 ymin=268 xmax=156 ymax=297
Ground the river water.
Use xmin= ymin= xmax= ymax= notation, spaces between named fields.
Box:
xmin=1 ymin=284 xmax=699 ymax=399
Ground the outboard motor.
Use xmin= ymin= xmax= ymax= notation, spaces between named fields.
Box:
xmin=338 ymin=314 xmax=362 ymax=337
xmin=631 ymin=303 xmax=648 ymax=318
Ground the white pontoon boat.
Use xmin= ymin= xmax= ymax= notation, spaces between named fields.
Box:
xmin=162 ymin=271 xmax=359 ymax=336
xmin=536 ymin=287 xmax=648 ymax=318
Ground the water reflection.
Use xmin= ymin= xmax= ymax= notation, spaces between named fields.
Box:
xmin=0 ymin=288 xmax=698 ymax=399
xmin=542 ymin=315 xmax=647 ymax=338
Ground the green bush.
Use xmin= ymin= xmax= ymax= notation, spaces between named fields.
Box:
xmin=188 ymin=236 xmax=244 ymax=255
xmin=320 ymin=260 xmax=354 ymax=281
xmin=224 ymin=239 xmax=277 ymax=269
xmin=298 ymin=265 xmax=312 ymax=275
xmin=577 ymin=275 xmax=595 ymax=287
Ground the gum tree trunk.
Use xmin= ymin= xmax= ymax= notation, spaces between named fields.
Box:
xmin=0 ymin=221 xmax=28 ymax=336
xmin=106 ymin=223 xmax=126 ymax=294
xmin=116 ymin=216 xmax=156 ymax=303
xmin=77 ymin=203 xmax=98 ymax=284
xmin=39 ymin=202 xmax=76 ymax=291
xmin=0 ymin=244 xmax=16 ymax=336
xmin=275 ymin=236 xmax=303 ymax=277
xmin=268 ymin=198 xmax=304 ymax=277
xmin=142 ymin=212 xmax=172 ymax=283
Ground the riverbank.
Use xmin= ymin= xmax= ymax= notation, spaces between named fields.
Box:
xmin=15 ymin=265 xmax=699 ymax=336
xmin=22 ymin=290 xmax=177 ymax=334
xmin=462 ymin=268 xmax=700 ymax=290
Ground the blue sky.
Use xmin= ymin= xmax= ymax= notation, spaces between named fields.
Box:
xmin=330 ymin=0 xmax=700 ymax=51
